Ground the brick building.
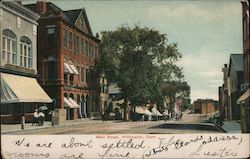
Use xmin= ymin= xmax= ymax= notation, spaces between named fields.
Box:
xmin=193 ymin=99 xmax=216 ymax=114
xmin=238 ymin=0 xmax=250 ymax=133
xmin=0 ymin=1 xmax=52 ymax=123
xmin=25 ymin=2 xmax=100 ymax=125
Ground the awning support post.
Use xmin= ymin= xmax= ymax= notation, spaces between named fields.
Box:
xmin=21 ymin=116 xmax=25 ymax=130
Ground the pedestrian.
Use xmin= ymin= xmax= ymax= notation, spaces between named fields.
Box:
xmin=32 ymin=109 xmax=39 ymax=126
xmin=38 ymin=111 xmax=45 ymax=126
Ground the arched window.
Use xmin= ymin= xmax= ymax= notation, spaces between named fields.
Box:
xmin=69 ymin=93 xmax=74 ymax=99
xmin=20 ymin=36 xmax=32 ymax=67
xmin=2 ymin=29 xmax=17 ymax=64
xmin=64 ymin=93 xmax=68 ymax=98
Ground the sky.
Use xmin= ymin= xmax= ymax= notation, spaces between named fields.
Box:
xmin=25 ymin=0 xmax=243 ymax=102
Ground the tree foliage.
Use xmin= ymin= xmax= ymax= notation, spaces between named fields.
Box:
xmin=96 ymin=25 xmax=186 ymax=119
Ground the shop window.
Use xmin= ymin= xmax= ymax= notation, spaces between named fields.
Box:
xmin=12 ymin=104 xmax=22 ymax=115
xmin=1 ymin=104 xmax=12 ymax=115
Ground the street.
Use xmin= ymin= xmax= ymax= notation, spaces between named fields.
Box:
xmin=3 ymin=111 xmax=223 ymax=135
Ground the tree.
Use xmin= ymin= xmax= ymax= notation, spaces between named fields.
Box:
xmin=96 ymin=25 xmax=183 ymax=120
xmin=161 ymin=81 xmax=190 ymax=113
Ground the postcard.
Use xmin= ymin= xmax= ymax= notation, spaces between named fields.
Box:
xmin=1 ymin=0 xmax=250 ymax=158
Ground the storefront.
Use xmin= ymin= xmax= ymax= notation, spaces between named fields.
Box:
xmin=0 ymin=73 xmax=52 ymax=123
xmin=237 ymin=89 xmax=250 ymax=133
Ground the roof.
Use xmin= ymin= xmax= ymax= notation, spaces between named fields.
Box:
xmin=24 ymin=2 xmax=93 ymax=36
xmin=64 ymin=9 xmax=82 ymax=24
xmin=230 ymin=54 xmax=243 ymax=72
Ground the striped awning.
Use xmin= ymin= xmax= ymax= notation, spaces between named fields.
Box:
xmin=1 ymin=73 xmax=52 ymax=104
xmin=64 ymin=97 xmax=79 ymax=108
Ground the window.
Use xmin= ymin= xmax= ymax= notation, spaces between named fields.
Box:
xmin=69 ymin=32 xmax=73 ymax=50
xmin=1 ymin=104 xmax=11 ymax=115
xmin=77 ymin=66 xmax=80 ymax=81
xmin=12 ymin=104 xmax=22 ymax=115
xmin=81 ymin=67 xmax=84 ymax=81
xmin=85 ymin=40 xmax=89 ymax=56
xmin=25 ymin=103 xmax=36 ymax=113
xmin=70 ymin=74 xmax=74 ymax=85
xmin=47 ymin=27 xmax=56 ymax=46
xmin=76 ymin=36 xmax=80 ymax=53
xmin=81 ymin=39 xmax=84 ymax=55
xmin=2 ymin=29 xmax=17 ymax=64
xmin=86 ymin=68 xmax=89 ymax=82
xmin=63 ymin=29 xmax=68 ymax=48
xmin=47 ymin=61 xmax=57 ymax=79
xmin=64 ymin=74 xmax=68 ymax=85
xmin=20 ymin=36 xmax=32 ymax=67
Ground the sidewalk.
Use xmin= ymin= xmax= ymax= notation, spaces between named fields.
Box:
xmin=1 ymin=119 xmax=112 ymax=134
xmin=220 ymin=120 xmax=242 ymax=133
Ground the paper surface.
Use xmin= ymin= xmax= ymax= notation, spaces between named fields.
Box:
xmin=1 ymin=134 xmax=249 ymax=159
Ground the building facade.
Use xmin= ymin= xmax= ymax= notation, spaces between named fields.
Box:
xmin=0 ymin=1 xmax=52 ymax=123
xmin=193 ymin=99 xmax=216 ymax=114
xmin=238 ymin=0 xmax=250 ymax=133
xmin=25 ymin=2 xmax=100 ymax=125
xmin=227 ymin=54 xmax=244 ymax=120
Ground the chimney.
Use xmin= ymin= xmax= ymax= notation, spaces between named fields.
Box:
xmin=37 ymin=0 xmax=47 ymax=15
xmin=95 ymin=32 xmax=99 ymax=39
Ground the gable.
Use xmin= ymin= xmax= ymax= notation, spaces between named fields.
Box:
xmin=74 ymin=9 xmax=93 ymax=35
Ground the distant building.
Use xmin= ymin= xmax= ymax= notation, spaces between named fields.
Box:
xmin=0 ymin=1 xmax=52 ymax=123
xmin=227 ymin=54 xmax=244 ymax=120
xmin=193 ymin=99 xmax=216 ymax=114
xmin=219 ymin=64 xmax=229 ymax=120
xmin=238 ymin=0 xmax=250 ymax=133
xmin=99 ymin=73 xmax=109 ymax=114
xmin=25 ymin=1 xmax=100 ymax=125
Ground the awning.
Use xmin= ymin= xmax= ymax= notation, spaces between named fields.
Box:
xmin=1 ymin=73 xmax=52 ymax=103
xmin=135 ymin=106 xmax=145 ymax=114
xmin=64 ymin=63 xmax=74 ymax=74
xmin=64 ymin=97 xmax=74 ymax=108
xmin=151 ymin=107 xmax=163 ymax=116
xmin=135 ymin=106 xmax=152 ymax=115
xmin=69 ymin=64 xmax=79 ymax=75
xmin=145 ymin=109 xmax=152 ymax=116
xmin=68 ymin=97 xmax=79 ymax=108
xmin=237 ymin=89 xmax=250 ymax=104
xmin=64 ymin=97 xmax=79 ymax=108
